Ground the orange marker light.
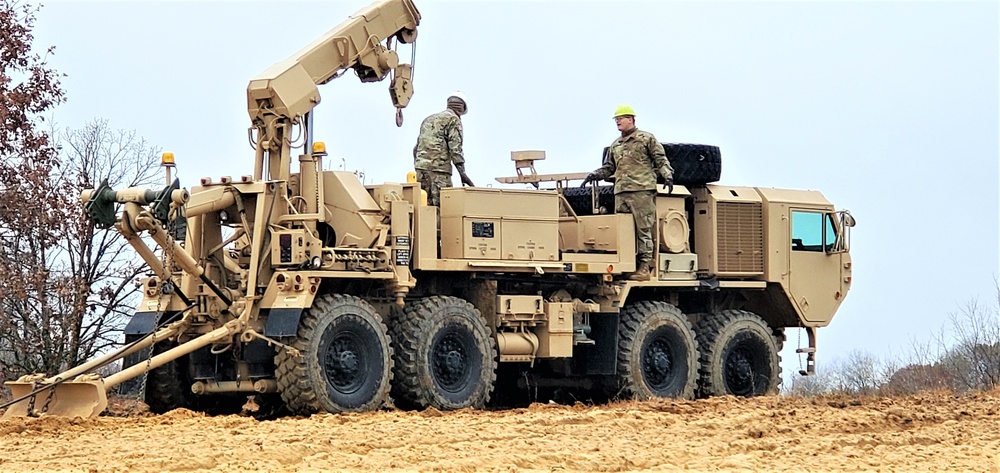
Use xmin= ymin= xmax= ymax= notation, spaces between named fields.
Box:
xmin=312 ymin=141 xmax=328 ymax=157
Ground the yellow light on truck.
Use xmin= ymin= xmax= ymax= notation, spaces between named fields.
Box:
xmin=161 ymin=152 xmax=175 ymax=166
xmin=406 ymin=171 xmax=417 ymax=183
xmin=312 ymin=141 xmax=328 ymax=157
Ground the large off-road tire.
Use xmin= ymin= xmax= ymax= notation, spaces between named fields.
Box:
xmin=663 ymin=143 xmax=722 ymax=186
xmin=561 ymin=185 xmax=615 ymax=216
xmin=275 ymin=294 xmax=393 ymax=414
xmin=617 ymin=301 xmax=699 ymax=400
xmin=695 ymin=310 xmax=781 ymax=397
xmin=598 ymin=143 xmax=721 ymax=186
xmin=390 ymin=296 xmax=497 ymax=410
xmin=143 ymin=340 xmax=196 ymax=414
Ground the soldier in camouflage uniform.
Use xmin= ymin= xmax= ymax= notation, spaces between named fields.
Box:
xmin=413 ymin=92 xmax=475 ymax=207
xmin=581 ymin=105 xmax=673 ymax=281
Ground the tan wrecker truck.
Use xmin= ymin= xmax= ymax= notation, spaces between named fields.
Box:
xmin=2 ymin=0 xmax=854 ymax=418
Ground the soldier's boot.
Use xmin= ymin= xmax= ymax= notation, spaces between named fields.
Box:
xmin=627 ymin=261 xmax=651 ymax=281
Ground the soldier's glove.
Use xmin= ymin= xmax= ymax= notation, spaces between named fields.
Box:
xmin=455 ymin=163 xmax=475 ymax=187
xmin=460 ymin=173 xmax=475 ymax=187
xmin=580 ymin=172 xmax=598 ymax=188
xmin=662 ymin=177 xmax=674 ymax=194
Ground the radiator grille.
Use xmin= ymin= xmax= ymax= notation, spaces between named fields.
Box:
xmin=717 ymin=202 xmax=763 ymax=274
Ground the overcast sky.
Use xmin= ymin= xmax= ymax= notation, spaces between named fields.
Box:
xmin=32 ymin=1 xmax=999 ymax=377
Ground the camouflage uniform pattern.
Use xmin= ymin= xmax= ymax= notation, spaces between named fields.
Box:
xmin=416 ymin=170 xmax=452 ymax=207
xmin=589 ymin=128 xmax=673 ymax=265
xmin=413 ymin=109 xmax=464 ymax=174
xmin=615 ymin=190 xmax=656 ymax=264
xmin=592 ymin=129 xmax=672 ymax=193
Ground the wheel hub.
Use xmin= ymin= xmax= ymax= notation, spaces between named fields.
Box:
xmin=325 ymin=334 xmax=365 ymax=393
xmin=432 ymin=332 xmax=471 ymax=392
xmin=642 ymin=338 xmax=673 ymax=389
xmin=724 ymin=348 xmax=755 ymax=395
xmin=339 ymin=351 xmax=359 ymax=372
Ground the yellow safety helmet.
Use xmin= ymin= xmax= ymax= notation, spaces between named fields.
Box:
xmin=613 ymin=105 xmax=636 ymax=118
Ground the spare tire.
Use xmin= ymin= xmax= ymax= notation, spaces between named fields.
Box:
xmin=664 ymin=143 xmax=721 ymax=185
xmin=561 ymin=185 xmax=615 ymax=216
xmin=600 ymin=143 xmax=722 ymax=186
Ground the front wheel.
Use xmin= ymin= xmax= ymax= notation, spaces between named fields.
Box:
xmin=695 ymin=310 xmax=780 ymax=397
xmin=143 ymin=339 xmax=196 ymax=414
xmin=275 ymin=294 xmax=393 ymax=414
xmin=617 ymin=301 xmax=699 ymax=400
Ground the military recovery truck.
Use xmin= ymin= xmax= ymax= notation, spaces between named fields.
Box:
xmin=2 ymin=0 xmax=854 ymax=418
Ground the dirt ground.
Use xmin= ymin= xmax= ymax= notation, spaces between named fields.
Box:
xmin=1 ymin=390 xmax=999 ymax=472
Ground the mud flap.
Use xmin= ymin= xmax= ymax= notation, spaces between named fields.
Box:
xmin=573 ymin=312 xmax=620 ymax=375
xmin=2 ymin=376 xmax=109 ymax=419
xmin=263 ymin=308 xmax=304 ymax=337
xmin=124 ymin=311 xmax=161 ymax=335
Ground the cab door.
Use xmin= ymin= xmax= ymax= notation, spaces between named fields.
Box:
xmin=788 ymin=210 xmax=845 ymax=324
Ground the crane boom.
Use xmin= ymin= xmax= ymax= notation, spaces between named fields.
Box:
xmin=247 ymin=0 xmax=421 ymax=180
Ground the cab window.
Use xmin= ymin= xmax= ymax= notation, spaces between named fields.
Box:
xmin=791 ymin=211 xmax=835 ymax=252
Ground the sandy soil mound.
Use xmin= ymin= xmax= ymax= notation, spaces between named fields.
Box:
xmin=1 ymin=390 xmax=999 ymax=472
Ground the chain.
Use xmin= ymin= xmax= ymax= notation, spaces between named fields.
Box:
xmin=797 ymin=327 xmax=803 ymax=374
xmin=38 ymin=378 xmax=58 ymax=415
xmin=25 ymin=382 xmax=37 ymax=417
xmin=126 ymin=331 xmax=156 ymax=417
xmin=127 ymin=204 xmax=179 ymax=416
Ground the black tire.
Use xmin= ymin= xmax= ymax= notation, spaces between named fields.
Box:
xmin=695 ymin=310 xmax=781 ymax=397
xmin=390 ymin=296 xmax=497 ymax=410
xmin=561 ymin=185 xmax=615 ymax=216
xmin=275 ymin=294 xmax=393 ymax=414
xmin=143 ymin=340 xmax=196 ymax=414
xmin=141 ymin=340 xmax=266 ymax=416
xmin=617 ymin=301 xmax=699 ymax=400
xmin=663 ymin=143 xmax=722 ymax=186
xmin=598 ymin=142 xmax=721 ymax=187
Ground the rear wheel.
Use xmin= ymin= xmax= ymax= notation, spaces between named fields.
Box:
xmin=391 ymin=296 xmax=497 ymax=410
xmin=275 ymin=294 xmax=393 ymax=414
xmin=695 ymin=310 xmax=780 ymax=397
xmin=617 ymin=301 xmax=699 ymax=399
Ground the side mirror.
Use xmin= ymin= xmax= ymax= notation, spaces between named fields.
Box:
xmin=841 ymin=210 xmax=856 ymax=228
xmin=827 ymin=210 xmax=855 ymax=254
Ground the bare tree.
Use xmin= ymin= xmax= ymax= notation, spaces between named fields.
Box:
xmin=787 ymin=350 xmax=897 ymax=397
xmin=936 ymin=281 xmax=1000 ymax=392
xmin=832 ymin=350 xmax=885 ymax=395
xmin=786 ymin=364 xmax=838 ymax=397
xmin=55 ymin=119 xmax=163 ymax=363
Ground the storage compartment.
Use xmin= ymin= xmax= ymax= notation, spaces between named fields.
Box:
xmin=441 ymin=217 xmax=501 ymax=259
xmin=497 ymin=295 xmax=544 ymax=321
xmin=536 ymin=302 xmax=574 ymax=358
xmin=657 ymin=253 xmax=697 ymax=280
xmin=501 ymin=218 xmax=558 ymax=261
xmin=440 ymin=187 xmax=559 ymax=261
